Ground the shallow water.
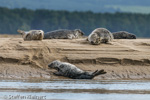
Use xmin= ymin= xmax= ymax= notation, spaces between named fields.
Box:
xmin=0 ymin=79 xmax=150 ymax=100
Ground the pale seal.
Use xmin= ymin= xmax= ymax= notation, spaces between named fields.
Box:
xmin=17 ymin=29 xmax=44 ymax=41
xmin=48 ymin=60 xmax=106 ymax=79
xmin=44 ymin=29 xmax=84 ymax=39
xmin=112 ymin=31 xmax=136 ymax=39
xmin=88 ymin=28 xmax=113 ymax=45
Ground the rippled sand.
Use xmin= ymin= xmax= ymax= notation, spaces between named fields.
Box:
xmin=0 ymin=35 xmax=150 ymax=79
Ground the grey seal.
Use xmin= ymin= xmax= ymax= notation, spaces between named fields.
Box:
xmin=48 ymin=60 xmax=106 ymax=79
xmin=44 ymin=29 xmax=84 ymax=39
xmin=112 ymin=31 xmax=136 ymax=39
xmin=88 ymin=28 xmax=113 ymax=45
xmin=17 ymin=29 xmax=44 ymax=41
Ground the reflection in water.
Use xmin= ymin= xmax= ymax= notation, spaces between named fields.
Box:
xmin=0 ymin=79 xmax=150 ymax=100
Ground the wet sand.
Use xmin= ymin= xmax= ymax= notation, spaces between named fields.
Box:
xmin=0 ymin=35 xmax=150 ymax=79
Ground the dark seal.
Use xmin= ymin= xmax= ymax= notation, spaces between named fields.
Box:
xmin=112 ymin=31 xmax=136 ymax=39
xmin=48 ymin=60 xmax=106 ymax=79
xmin=44 ymin=29 xmax=84 ymax=39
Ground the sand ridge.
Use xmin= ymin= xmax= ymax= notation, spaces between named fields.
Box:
xmin=0 ymin=35 xmax=150 ymax=79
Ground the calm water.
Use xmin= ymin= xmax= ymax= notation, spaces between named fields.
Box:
xmin=0 ymin=79 xmax=150 ymax=100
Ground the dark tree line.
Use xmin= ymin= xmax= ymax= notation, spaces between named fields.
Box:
xmin=0 ymin=7 xmax=150 ymax=37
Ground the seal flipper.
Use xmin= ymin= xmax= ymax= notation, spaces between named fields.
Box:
xmin=53 ymin=71 xmax=63 ymax=76
xmin=92 ymin=69 xmax=107 ymax=77
xmin=92 ymin=70 xmax=98 ymax=75
xmin=17 ymin=29 xmax=24 ymax=35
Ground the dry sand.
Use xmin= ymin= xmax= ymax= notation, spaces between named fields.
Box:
xmin=0 ymin=35 xmax=150 ymax=80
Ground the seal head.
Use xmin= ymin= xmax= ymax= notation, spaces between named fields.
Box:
xmin=48 ymin=60 xmax=61 ymax=70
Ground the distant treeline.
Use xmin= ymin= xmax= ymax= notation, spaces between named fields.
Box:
xmin=0 ymin=7 xmax=150 ymax=37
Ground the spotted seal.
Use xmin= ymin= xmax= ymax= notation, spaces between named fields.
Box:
xmin=44 ymin=29 xmax=84 ymax=39
xmin=112 ymin=31 xmax=136 ymax=39
xmin=88 ymin=28 xmax=113 ymax=45
xmin=17 ymin=29 xmax=44 ymax=41
xmin=48 ymin=60 xmax=106 ymax=79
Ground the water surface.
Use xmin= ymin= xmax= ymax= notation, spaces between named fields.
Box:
xmin=0 ymin=79 xmax=150 ymax=100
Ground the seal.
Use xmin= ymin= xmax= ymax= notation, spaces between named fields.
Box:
xmin=88 ymin=28 xmax=113 ymax=45
xmin=112 ymin=31 xmax=136 ymax=39
xmin=44 ymin=29 xmax=84 ymax=39
xmin=17 ymin=29 xmax=44 ymax=41
xmin=48 ymin=60 xmax=106 ymax=79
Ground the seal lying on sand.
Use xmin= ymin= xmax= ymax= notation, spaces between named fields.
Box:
xmin=112 ymin=31 xmax=136 ymax=39
xmin=48 ymin=60 xmax=106 ymax=79
xmin=17 ymin=29 xmax=44 ymax=41
xmin=88 ymin=28 xmax=113 ymax=45
xmin=44 ymin=29 xmax=84 ymax=39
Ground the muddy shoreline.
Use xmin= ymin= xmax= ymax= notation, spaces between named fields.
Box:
xmin=0 ymin=35 xmax=150 ymax=80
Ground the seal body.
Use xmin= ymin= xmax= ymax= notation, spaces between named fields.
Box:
xmin=44 ymin=29 xmax=84 ymax=39
xmin=112 ymin=31 xmax=136 ymax=39
xmin=48 ymin=60 xmax=106 ymax=79
xmin=17 ymin=29 xmax=44 ymax=41
xmin=88 ymin=28 xmax=113 ymax=45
